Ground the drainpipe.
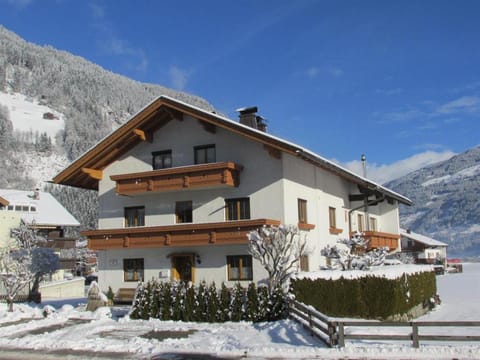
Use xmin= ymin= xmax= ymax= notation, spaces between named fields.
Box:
xmin=361 ymin=154 xmax=369 ymax=231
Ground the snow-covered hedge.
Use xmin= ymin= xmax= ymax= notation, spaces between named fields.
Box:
xmin=129 ymin=280 xmax=288 ymax=323
xmin=290 ymin=267 xmax=437 ymax=320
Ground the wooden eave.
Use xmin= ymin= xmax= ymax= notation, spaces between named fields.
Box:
xmin=0 ymin=196 xmax=9 ymax=207
xmin=82 ymin=218 xmax=281 ymax=250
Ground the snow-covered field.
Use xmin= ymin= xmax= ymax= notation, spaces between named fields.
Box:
xmin=0 ymin=91 xmax=65 ymax=143
xmin=0 ymin=264 xmax=479 ymax=360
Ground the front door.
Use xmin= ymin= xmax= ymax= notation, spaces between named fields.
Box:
xmin=171 ymin=255 xmax=194 ymax=282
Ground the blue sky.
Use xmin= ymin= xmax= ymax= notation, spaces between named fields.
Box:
xmin=1 ymin=0 xmax=479 ymax=183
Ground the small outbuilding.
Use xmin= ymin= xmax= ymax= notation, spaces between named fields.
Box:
xmin=400 ymin=228 xmax=448 ymax=267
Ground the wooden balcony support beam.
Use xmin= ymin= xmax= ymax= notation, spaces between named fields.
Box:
xmin=82 ymin=168 xmax=103 ymax=180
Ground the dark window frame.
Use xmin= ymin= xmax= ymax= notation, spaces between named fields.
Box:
xmin=225 ymin=197 xmax=250 ymax=220
xmin=298 ymin=199 xmax=308 ymax=224
xmin=152 ymin=150 xmax=172 ymax=170
xmin=329 ymin=207 xmax=336 ymax=229
xmin=175 ymin=201 xmax=193 ymax=223
xmin=124 ymin=206 xmax=145 ymax=227
xmin=227 ymin=255 xmax=253 ymax=281
xmin=194 ymin=144 xmax=216 ymax=164
xmin=123 ymin=258 xmax=144 ymax=282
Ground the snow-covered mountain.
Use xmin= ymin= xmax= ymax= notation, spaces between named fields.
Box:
xmin=0 ymin=25 xmax=216 ymax=230
xmin=385 ymin=146 xmax=480 ymax=257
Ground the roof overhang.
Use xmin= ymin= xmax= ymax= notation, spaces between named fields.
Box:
xmin=0 ymin=196 xmax=9 ymax=206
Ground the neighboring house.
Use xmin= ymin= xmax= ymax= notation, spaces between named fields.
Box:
xmin=0 ymin=188 xmax=80 ymax=280
xmin=53 ymin=96 xmax=412 ymax=294
xmin=400 ymin=228 xmax=448 ymax=266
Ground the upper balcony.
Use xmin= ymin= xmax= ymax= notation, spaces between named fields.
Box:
xmin=110 ymin=161 xmax=243 ymax=196
xmin=82 ymin=218 xmax=281 ymax=250
xmin=363 ymin=231 xmax=400 ymax=251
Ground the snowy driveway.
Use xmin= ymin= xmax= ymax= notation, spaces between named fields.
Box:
xmin=0 ymin=264 xmax=479 ymax=360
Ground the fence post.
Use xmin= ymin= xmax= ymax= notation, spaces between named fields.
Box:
xmin=328 ymin=321 xmax=338 ymax=347
xmin=337 ymin=322 xmax=345 ymax=348
xmin=308 ymin=309 xmax=313 ymax=336
xmin=411 ymin=322 xmax=419 ymax=348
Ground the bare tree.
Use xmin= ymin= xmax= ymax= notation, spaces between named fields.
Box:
xmin=248 ymin=224 xmax=308 ymax=293
xmin=0 ymin=222 xmax=46 ymax=311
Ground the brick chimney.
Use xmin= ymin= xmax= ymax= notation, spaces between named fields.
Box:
xmin=237 ymin=106 xmax=267 ymax=132
xmin=237 ymin=106 xmax=258 ymax=129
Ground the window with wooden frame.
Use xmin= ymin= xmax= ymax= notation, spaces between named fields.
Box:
xmin=123 ymin=258 xmax=144 ymax=282
xmin=175 ymin=201 xmax=193 ymax=223
xmin=225 ymin=198 xmax=250 ymax=220
xmin=194 ymin=144 xmax=216 ymax=164
xmin=357 ymin=213 xmax=364 ymax=232
xmin=298 ymin=199 xmax=308 ymax=224
xmin=124 ymin=206 xmax=145 ymax=227
xmin=227 ymin=255 xmax=252 ymax=281
xmin=152 ymin=150 xmax=172 ymax=170
xmin=369 ymin=217 xmax=377 ymax=231
xmin=329 ymin=207 xmax=336 ymax=228
xmin=300 ymin=255 xmax=309 ymax=272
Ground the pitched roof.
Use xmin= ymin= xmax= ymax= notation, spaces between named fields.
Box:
xmin=400 ymin=228 xmax=448 ymax=247
xmin=0 ymin=189 xmax=80 ymax=227
xmin=53 ymin=95 xmax=412 ymax=206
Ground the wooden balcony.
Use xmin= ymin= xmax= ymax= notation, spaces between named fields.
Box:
xmin=83 ymin=219 xmax=281 ymax=250
xmin=111 ymin=162 xmax=243 ymax=196
xmin=363 ymin=231 xmax=400 ymax=251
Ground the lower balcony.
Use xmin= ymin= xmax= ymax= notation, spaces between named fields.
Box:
xmin=82 ymin=219 xmax=281 ymax=250
xmin=363 ymin=231 xmax=400 ymax=251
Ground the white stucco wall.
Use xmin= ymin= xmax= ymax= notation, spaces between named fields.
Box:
xmin=93 ymin=114 xmax=404 ymax=288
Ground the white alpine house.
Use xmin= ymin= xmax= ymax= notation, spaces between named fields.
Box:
xmin=53 ymin=96 xmax=412 ymax=295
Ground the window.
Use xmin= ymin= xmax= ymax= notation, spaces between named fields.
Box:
xmin=124 ymin=206 xmax=145 ymax=227
xmin=329 ymin=207 xmax=336 ymax=228
xmin=194 ymin=144 xmax=216 ymax=164
xmin=369 ymin=217 xmax=377 ymax=231
xmin=152 ymin=150 xmax=172 ymax=170
xmin=357 ymin=214 xmax=364 ymax=232
xmin=300 ymin=255 xmax=309 ymax=272
xmin=298 ymin=199 xmax=308 ymax=224
xmin=176 ymin=201 xmax=192 ymax=223
xmin=227 ymin=255 xmax=252 ymax=281
xmin=225 ymin=198 xmax=250 ymax=220
xmin=123 ymin=258 xmax=144 ymax=282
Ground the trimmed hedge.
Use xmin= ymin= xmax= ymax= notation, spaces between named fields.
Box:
xmin=290 ymin=270 xmax=436 ymax=320
xmin=130 ymin=280 xmax=288 ymax=322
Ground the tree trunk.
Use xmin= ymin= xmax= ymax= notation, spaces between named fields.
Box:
xmin=28 ymin=274 xmax=42 ymax=303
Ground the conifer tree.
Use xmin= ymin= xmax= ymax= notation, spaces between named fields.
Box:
xmin=207 ymin=282 xmax=220 ymax=323
xmin=129 ymin=283 xmax=145 ymax=319
xmin=195 ymin=281 xmax=208 ymax=322
xmin=219 ymin=282 xmax=231 ymax=322
xmin=140 ymin=281 xmax=152 ymax=320
xmin=160 ymin=282 xmax=172 ymax=320
xmin=268 ymin=284 xmax=288 ymax=321
xmin=150 ymin=280 xmax=161 ymax=319
xmin=171 ymin=282 xmax=184 ymax=321
xmin=245 ymin=282 xmax=260 ymax=322
xmin=230 ymin=283 xmax=245 ymax=322
xmin=257 ymin=286 xmax=269 ymax=322
xmin=184 ymin=282 xmax=195 ymax=322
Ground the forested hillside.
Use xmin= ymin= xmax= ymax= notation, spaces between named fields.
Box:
xmin=0 ymin=26 xmax=215 ymax=233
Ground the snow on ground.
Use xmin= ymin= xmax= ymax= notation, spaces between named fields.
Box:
xmin=0 ymin=91 xmax=65 ymax=144
xmin=0 ymin=264 xmax=479 ymax=359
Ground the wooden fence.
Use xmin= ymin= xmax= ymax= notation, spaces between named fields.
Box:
xmin=289 ymin=299 xmax=480 ymax=348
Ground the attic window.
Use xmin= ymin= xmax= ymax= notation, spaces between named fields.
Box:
xmin=194 ymin=144 xmax=216 ymax=164
xmin=152 ymin=150 xmax=172 ymax=170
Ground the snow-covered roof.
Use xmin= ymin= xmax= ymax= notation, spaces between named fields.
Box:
xmin=53 ymin=95 xmax=412 ymax=205
xmin=400 ymin=228 xmax=448 ymax=247
xmin=0 ymin=189 xmax=79 ymax=227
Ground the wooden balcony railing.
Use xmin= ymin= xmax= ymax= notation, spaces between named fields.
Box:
xmin=83 ymin=219 xmax=281 ymax=250
xmin=363 ymin=231 xmax=400 ymax=251
xmin=110 ymin=162 xmax=243 ymax=196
